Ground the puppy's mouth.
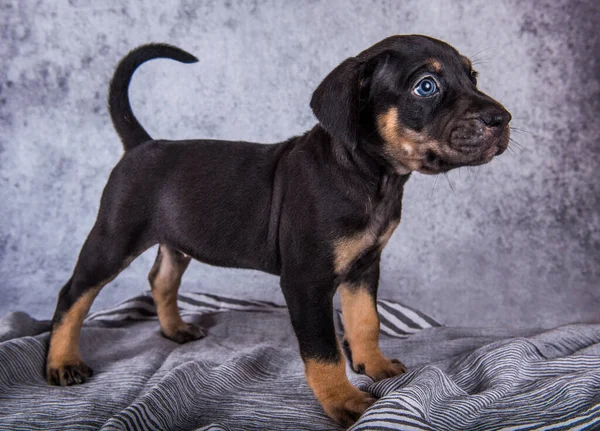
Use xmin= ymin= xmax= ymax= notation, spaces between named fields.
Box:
xmin=418 ymin=125 xmax=510 ymax=175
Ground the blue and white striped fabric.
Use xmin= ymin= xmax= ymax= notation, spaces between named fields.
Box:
xmin=336 ymin=298 xmax=440 ymax=338
xmin=351 ymin=325 xmax=600 ymax=431
xmin=0 ymin=291 xmax=599 ymax=430
xmin=88 ymin=291 xmax=440 ymax=337
xmin=86 ymin=291 xmax=287 ymax=322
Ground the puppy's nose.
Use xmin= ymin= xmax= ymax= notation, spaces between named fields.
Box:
xmin=479 ymin=108 xmax=511 ymax=131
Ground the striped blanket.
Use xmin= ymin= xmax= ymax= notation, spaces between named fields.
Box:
xmin=0 ymin=291 xmax=599 ymax=430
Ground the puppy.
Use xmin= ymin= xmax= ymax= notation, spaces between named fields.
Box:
xmin=45 ymin=35 xmax=510 ymax=427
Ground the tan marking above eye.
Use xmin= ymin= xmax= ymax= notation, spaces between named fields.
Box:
xmin=427 ymin=58 xmax=442 ymax=73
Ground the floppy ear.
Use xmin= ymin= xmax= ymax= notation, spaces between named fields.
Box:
xmin=310 ymin=57 xmax=364 ymax=147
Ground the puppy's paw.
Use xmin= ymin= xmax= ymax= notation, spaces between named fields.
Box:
xmin=353 ymin=356 xmax=407 ymax=381
xmin=374 ymin=358 xmax=407 ymax=380
xmin=47 ymin=360 xmax=93 ymax=386
xmin=162 ymin=322 xmax=206 ymax=344
xmin=325 ymin=389 xmax=376 ymax=428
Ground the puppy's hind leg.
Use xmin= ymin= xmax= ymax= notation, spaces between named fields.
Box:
xmin=47 ymin=223 xmax=150 ymax=386
xmin=148 ymin=244 xmax=205 ymax=343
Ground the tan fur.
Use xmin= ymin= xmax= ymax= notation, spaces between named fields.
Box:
xmin=46 ymin=287 xmax=101 ymax=369
xmin=427 ymin=58 xmax=442 ymax=73
xmin=333 ymin=218 xmax=400 ymax=275
xmin=340 ymin=286 xmax=380 ymax=359
xmin=379 ymin=220 xmax=399 ymax=249
xmin=377 ymin=107 xmax=442 ymax=174
xmin=339 ymin=284 xmax=406 ymax=381
xmin=149 ymin=244 xmax=191 ymax=336
xmin=305 ymin=355 xmax=374 ymax=424
xmin=333 ymin=230 xmax=378 ymax=274
xmin=47 ymin=255 xmax=136 ymax=375
xmin=461 ymin=55 xmax=473 ymax=70
xmin=377 ymin=108 xmax=424 ymax=172
xmin=305 ymin=356 xmax=352 ymax=404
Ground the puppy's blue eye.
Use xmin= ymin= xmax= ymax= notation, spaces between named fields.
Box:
xmin=414 ymin=78 xmax=438 ymax=97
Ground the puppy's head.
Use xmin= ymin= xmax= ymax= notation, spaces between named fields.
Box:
xmin=311 ymin=35 xmax=511 ymax=174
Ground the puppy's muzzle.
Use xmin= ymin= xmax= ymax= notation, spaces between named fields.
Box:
xmin=450 ymin=106 xmax=511 ymax=158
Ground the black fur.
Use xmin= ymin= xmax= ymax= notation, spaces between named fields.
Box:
xmin=47 ymin=36 xmax=511 ymax=426
xmin=108 ymin=43 xmax=198 ymax=150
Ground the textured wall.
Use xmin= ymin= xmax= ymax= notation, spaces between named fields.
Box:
xmin=1 ymin=0 xmax=598 ymax=327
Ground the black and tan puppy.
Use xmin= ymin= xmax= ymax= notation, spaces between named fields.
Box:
xmin=46 ymin=35 xmax=510 ymax=426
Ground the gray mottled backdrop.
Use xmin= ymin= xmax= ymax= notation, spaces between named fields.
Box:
xmin=0 ymin=0 xmax=598 ymax=328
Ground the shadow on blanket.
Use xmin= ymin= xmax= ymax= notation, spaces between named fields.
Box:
xmin=0 ymin=292 xmax=599 ymax=430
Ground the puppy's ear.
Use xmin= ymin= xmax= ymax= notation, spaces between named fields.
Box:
xmin=310 ymin=57 xmax=364 ymax=147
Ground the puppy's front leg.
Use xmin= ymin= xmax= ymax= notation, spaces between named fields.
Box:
xmin=281 ymin=273 xmax=375 ymax=427
xmin=339 ymin=257 xmax=406 ymax=381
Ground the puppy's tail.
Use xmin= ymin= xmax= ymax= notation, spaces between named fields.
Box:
xmin=108 ymin=43 xmax=198 ymax=151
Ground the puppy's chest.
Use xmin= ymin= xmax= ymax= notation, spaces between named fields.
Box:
xmin=332 ymin=192 xmax=402 ymax=277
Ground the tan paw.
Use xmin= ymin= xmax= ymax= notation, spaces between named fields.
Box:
xmin=324 ymin=388 xmax=377 ymax=428
xmin=162 ymin=322 xmax=206 ymax=344
xmin=47 ymin=360 xmax=93 ymax=386
xmin=354 ymin=356 xmax=407 ymax=381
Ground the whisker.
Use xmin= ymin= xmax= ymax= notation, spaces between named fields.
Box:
xmin=509 ymin=137 xmax=525 ymax=149
xmin=472 ymin=165 xmax=483 ymax=181
xmin=510 ymin=126 xmax=545 ymax=139
xmin=471 ymin=57 xmax=492 ymax=65
xmin=508 ymin=142 xmax=524 ymax=155
xmin=430 ymin=174 xmax=440 ymax=198
xmin=365 ymin=128 xmax=380 ymax=139
xmin=443 ymin=172 xmax=456 ymax=194
xmin=469 ymin=47 xmax=494 ymax=61
xmin=490 ymin=168 xmax=502 ymax=187
xmin=510 ymin=127 xmax=534 ymax=135
xmin=469 ymin=42 xmax=513 ymax=64
xmin=467 ymin=166 xmax=476 ymax=182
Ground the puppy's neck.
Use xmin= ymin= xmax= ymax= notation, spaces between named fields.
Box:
xmin=326 ymin=129 xmax=410 ymax=199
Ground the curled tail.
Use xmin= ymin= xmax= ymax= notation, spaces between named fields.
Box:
xmin=108 ymin=43 xmax=198 ymax=151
